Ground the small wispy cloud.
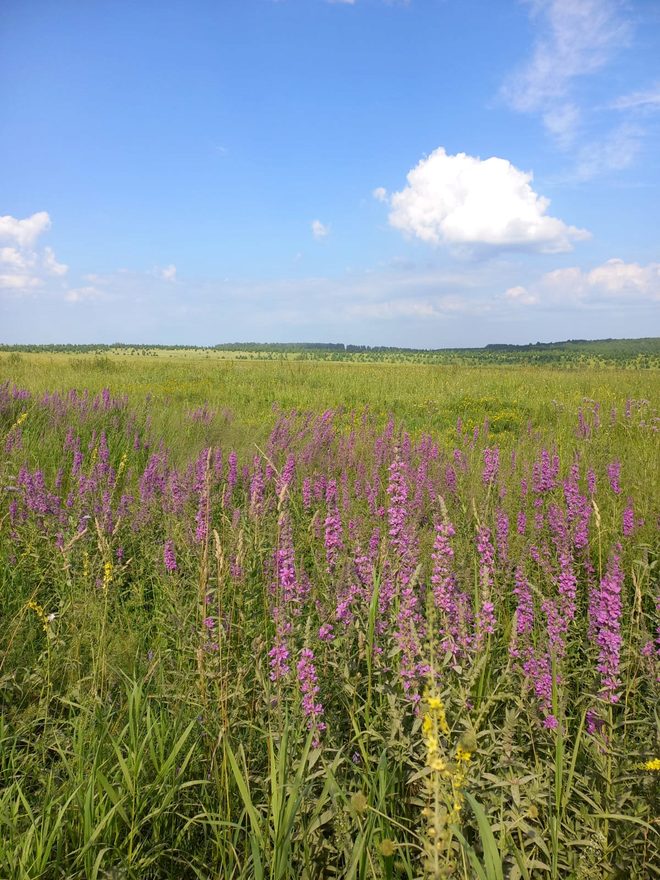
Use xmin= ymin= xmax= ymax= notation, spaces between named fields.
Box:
xmin=502 ymin=0 xmax=630 ymax=134
xmin=43 ymin=247 xmax=68 ymax=277
xmin=611 ymin=84 xmax=660 ymax=112
xmin=573 ymin=122 xmax=643 ymax=181
xmin=311 ymin=219 xmax=330 ymax=240
xmin=158 ymin=264 xmax=177 ymax=282
xmin=501 ymin=0 xmax=649 ymax=177
xmin=65 ymin=285 xmax=103 ymax=304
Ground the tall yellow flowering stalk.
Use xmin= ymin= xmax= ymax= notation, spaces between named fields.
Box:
xmin=102 ymin=560 xmax=113 ymax=591
xmin=420 ymin=690 xmax=475 ymax=879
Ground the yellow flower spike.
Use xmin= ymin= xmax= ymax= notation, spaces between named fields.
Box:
xmin=26 ymin=599 xmax=49 ymax=633
xmin=116 ymin=451 xmax=128 ymax=481
xmin=641 ymin=758 xmax=660 ymax=771
xmin=9 ymin=411 xmax=29 ymax=433
xmin=103 ymin=560 xmax=113 ymax=591
xmin=423 ymin=690 xmax=450 ymax=735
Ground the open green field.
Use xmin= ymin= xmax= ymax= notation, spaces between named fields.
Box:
xmin=3 ymin=348 xmax=659 ymax=451
xmin=1 ymin=350 xmax=659 ymax=879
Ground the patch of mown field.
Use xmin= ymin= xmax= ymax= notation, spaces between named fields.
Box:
xmin=0 ymin=353 xmax=658 ymax=879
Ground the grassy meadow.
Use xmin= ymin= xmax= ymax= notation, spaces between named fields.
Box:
xmin=1 ymin=348 xmax=659 ymax=879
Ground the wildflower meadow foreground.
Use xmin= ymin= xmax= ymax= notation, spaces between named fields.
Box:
xmin=1 ymin=374 xmax=658 ymax=879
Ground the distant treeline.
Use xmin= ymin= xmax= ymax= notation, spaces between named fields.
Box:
xmin=1 ymin=337 xmax=659 ymax=367
xmin=2 ymin=337 xmax=659 ymax=354
xmin=483 ymin=338 xmax=660 ymax=353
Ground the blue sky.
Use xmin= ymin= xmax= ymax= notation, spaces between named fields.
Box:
xmin=1 ymin=0 xmax=659 ymax=347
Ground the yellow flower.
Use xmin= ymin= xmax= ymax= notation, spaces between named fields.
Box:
xmin=424 ymin=690 xmax=449 ymax=735
xmin=641 ymin=758 xmax=660 ymax=772
xmin=26 ymin=599 xmax=49 ymax=632
xmin=116 ymin=451 xmax=128 ymax=480
xmin=103 ymin=560 xmax=113 ymax=591
xmin=455 ymin=746 xmax=472 ymax=764
xmin=8 ymin=411 xmax=28 ymax=433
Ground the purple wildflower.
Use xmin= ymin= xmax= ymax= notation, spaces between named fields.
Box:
xmin=622 ymin=500 xmax=634 ymax=537
xmin=586 ymin=708 xmax=605 ymax=736
xmin=587 ymin=468 xmax=596 ymax=496
xmin=607 ymin=460 xmax=621 ymax=495
xmin=496 ymin=508 xmax=509 ymax=565
xmin=297 ymin=647 xmax=325 ymax=743
xmin=482 ymin=447 xmax=500 ymax=485
xmin=269 ymin=635 xmax=290 ymax=682
xmin=476 ymin=526 xmax=496 ymax=645
xmin=590 ymin=546 xmax=624 ymax=703
xmin=510 ymin=563 xmax=534 ymax=657
xmin=324 ymin=479 xmax=344 ymax=572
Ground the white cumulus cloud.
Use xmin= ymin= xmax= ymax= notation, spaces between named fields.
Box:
xmin=0 ymin=211 xmax=52 ymax=248
xmin=384 ymin=147 xmax=589 ymax=253
xmin=0 ymin=212 xmax=68 ymax=293
xmin=507 ymin=259 xmax=660 ymax=306
xmin=311 ymin=219 xmax=330 ymax=240
xmin=586 ymin=259 xmax=660 ymax=297
xmin=504 ymin=285 xmax=540 ymax=305
xmin=0 ymin=274 xmax=42 ymax=290
xmin=0 ymin=247 xmax=31 ymax=270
